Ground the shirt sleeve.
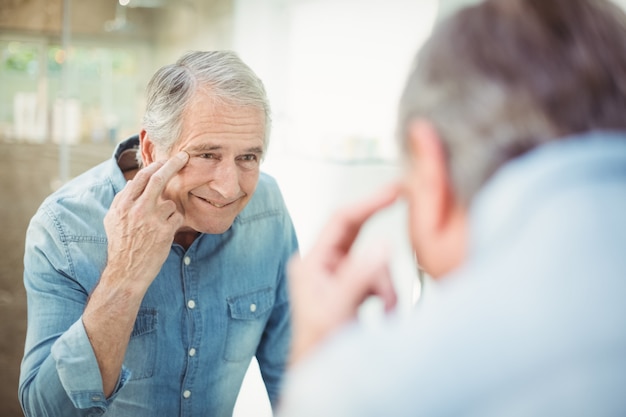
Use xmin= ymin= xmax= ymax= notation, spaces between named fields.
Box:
xmin=255 ymin=211 xmax=299 ymax=407
xmin=19 ymin=205 xmax=130 ymax=417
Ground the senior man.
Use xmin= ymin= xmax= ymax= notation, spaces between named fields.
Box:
xmin=19 ymin=50 xmax=298 ymax=416
xmin=279 ymin=0 xmax=626 ymax=415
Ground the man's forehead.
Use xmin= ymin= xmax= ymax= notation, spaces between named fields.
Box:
xmin=190 ymin=90 xmax=264 ymax=116
xmin=179 ymin=105 xmax=265 ymax=139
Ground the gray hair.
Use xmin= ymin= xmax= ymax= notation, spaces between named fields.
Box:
xmin=398 ymin=50 xmax=554 ymax=204
xmin=142 ymin=50 xmax=271 ymax=154
xmin=398 ymin=25 xmax=555 ymax=205
xmin=398 ymin=0 xmax=626 ymax=204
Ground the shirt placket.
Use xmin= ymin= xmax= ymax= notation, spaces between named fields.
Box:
xmin=180 ymin=249 xmax=202 ymax=416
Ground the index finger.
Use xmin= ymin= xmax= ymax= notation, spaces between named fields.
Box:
xmin=142 ymin=151 xmax=190 ymax=199
xmin=315 ymin=181 xmax=401 ymax=261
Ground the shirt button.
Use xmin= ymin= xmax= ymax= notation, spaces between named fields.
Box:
xmin=187 ymin=299 xmax=196 ymax=309
xmin=183 ymin=390 xmax=191 ymax=399
xmin=249 ymin=303 xmax=257 ymax=313
xmin=184 ymin=256 xmax=191 ymax=266
xmin=189 ymin=348 xmax=196 ymax=357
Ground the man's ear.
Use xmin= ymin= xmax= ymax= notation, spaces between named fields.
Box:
xmin=139 ymin=129 xmax=156 ymax=166
xmin=406 ymin=120 xmax=456 ymax=232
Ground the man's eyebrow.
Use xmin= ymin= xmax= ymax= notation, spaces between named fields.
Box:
xmin=186 ymin=144 xmax=222 ymax=152
xmin=245 ymin=146 xmax=264 ymax=154
xmin=184 ymin=144 xmax=264 ymax=154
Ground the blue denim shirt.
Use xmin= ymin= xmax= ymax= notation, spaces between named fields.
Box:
xmin=19 ymin=137 xmax=299 ymax=417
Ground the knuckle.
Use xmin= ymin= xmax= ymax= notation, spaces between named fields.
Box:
xmin=133 ymin=167 xmax=152 ymax=182
xmin=135 ymin=162 xmax=162 ymax=181
xmin=127 ymin=203 xmax=147 ymax=220
xmin=111 ymin=193 xmax=131 ymax=210
xmin=150 ymin=172 xmax=166 ymax=187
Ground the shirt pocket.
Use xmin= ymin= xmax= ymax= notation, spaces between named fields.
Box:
xmin=124 ymin=308 xmax=158 ymax=380
xmin=224 ymin=287 xmax=275 ymax=362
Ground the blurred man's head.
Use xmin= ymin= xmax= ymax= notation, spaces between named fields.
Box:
xmin=398 ymin=0 xmax=626 ymax=277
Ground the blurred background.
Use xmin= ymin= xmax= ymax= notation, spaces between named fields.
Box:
xmin=2 ymin=0 xmax=625 ymax=415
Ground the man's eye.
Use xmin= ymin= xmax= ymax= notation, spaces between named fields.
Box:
xmin=236 ymin=154 xmax=260 ymax=170
xmin=199 ymin=153 xmax=216 ymax=159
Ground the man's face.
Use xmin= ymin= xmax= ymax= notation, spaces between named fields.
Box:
xmin=146 ymin=91 xmax=265 ymax=235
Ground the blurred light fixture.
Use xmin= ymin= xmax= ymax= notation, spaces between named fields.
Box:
xmin=121 ymin=0 xmax=167 ymax=7
xmin=104 ymin=4 xmax=128 ymax=32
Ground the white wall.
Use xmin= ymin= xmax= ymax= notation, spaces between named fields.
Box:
xmin=234 ymin=0 xmax=438 ymax=162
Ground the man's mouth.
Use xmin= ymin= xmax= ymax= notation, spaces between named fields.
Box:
xmin=195 ymin=195 xmax=234 ymax=208
xmin=208 ymin=201 xmax=226 ymax=208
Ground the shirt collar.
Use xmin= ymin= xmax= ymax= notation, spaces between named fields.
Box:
xmin=113 ymin=134 xmax=140 ymax=173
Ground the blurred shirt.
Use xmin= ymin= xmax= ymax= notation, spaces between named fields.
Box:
xmin=278 ymin=131 xmax=626 ymax=417
xmin=19 ymin=136 xmax=298 ymax=417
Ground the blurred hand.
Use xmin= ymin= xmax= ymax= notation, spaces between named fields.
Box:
xmin=102 ymin=151 xmax=189 ymax=294
xmin=288 ymin=183 xmax=401 ymax=365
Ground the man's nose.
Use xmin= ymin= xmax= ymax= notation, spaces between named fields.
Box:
xmin=210 ymin=160 xmax=241 ymax=200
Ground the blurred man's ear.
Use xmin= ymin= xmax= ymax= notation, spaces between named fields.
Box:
xmin=139 ymin=129 xmax=156 ymax=166
xmin=407 ymin=120 xmax=454 ymax=232
xmin=406 ymin=120 xmax=467 ymax=277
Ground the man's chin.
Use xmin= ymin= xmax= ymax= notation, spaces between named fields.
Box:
xmin=195 ymin=220 xmax=235 ymax=235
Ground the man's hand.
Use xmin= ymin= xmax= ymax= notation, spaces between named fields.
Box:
xmin=287 ymin=183 xmax=401 ymax=365
xmin=84 ymin=151 xmax=189 ymax=398
xmin=102 ymin=151 xmax=189 ymax=294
